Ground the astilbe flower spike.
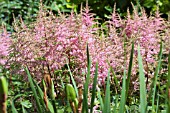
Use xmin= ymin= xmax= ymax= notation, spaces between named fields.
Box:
xmin=9 ymin=5 xmax=98 ymax=81
xmin=5 ymin=4 xmax=169 ymax=91
xmin=0 ymin=26 xmax=11 ymax=66
xmin=121 ymin=6 xmax=165 ymax=91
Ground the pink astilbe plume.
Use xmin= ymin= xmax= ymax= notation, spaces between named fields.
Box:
xmin=11 ymin=5 xmax=98 ymax=81
xmin=0 ymin=27 xmax=11 ymax=66
xmin=123 ymin=7 xmax=165 ymax=90
xmin=8 ymin=4 xmax=168 ymax=90
xmin=106 ymin=6 xmax=167 ymax=92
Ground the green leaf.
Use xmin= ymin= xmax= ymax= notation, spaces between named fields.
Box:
xmin=67 ymin=63 xmax=79 ymax=98
xmin=20 ymin=100 xmax=32 ymax=108
xmin=90 ymin=63 xmax=98 ymax=113
xmin=66 ymin=84 xmax=77 ymax=101
xmin=119 ymin=41 xmax=134 ymax=113
xmin=97 ymin=87 xmax=104 ymax=111
xmin=152 ymin=41 xmax=163 ymax=112
xmin=22 ymin=105 xmax=27 ymax=113
xmin=82 ymin=44 xmax=91 ymax=113
xmin=24 ymin=67 xmax=43 ymax=113
xmin=0 ymin=75 xmax=8 ymax=113
xmin=49 ymin=80 xmax=57 ymax=113
xmin=66 ymin=84 xmax=78 ymax=110
xmin=119 ymin=69 xmax=127 ymax=113
xmin=103 ymin=69 xmax=110 ymax=113
xmin=137 ymin=44 xmax=147 ymax=113
xmin=126 ymin=41 xmax=134 ymax=99
xmin=11 ymin=101 xmax=18 ymax=113
xmin=156 ymin=91 xmax=160 ymax=113
xmin=110 ymin=67 xmax=120 ymax=93
xmin=34 ymin=80 xmax=54 ymax=113
xmin=0 ymin=76 xmax=8 ymax=96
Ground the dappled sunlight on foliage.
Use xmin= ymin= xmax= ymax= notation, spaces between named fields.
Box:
xmin=0 ymin=3 xmax=170 ymax=113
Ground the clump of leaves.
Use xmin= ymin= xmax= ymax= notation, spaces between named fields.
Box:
xmin=2 ymin=4 xmax=169 ymax=93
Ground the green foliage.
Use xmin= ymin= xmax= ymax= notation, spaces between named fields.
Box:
xmin=90 ymin=63 xmax=98 ymax=113
xmin=44 ymin=0 xmax=77 ymax=13
xmin=137 ymin=44 xmax=147 ymax=113
xmin=0 ymin=1 xmax=169 ymax=111
xmin=65 ymin=84 xmax=78 ymax=110
xmin=25 ymin=67 xmax=43 ymax=113
xmin=126 ymin=41 xmax=134 ymax=100
xmin=0 ymin=0 xmax=39 ymax=30
xmin=103 ymin=69 xmax=110 ymax=113
xmin=151 ymin=41 xmax=163 ymax=112
xmin=0 ymin=0 xmax=75 ymax=31
xmin=67 ymin=63 xmax=79 ymax=98
xmin=35 ymin=79 xmax=54 ymax=113
xmin=143 ymin=0 xmax=170 ymax=15
xmin=119 ymin=42 xmax=134 ymax=113
xmin=1 ymin=41 xmax=168 ymax=112
xmin=0 ymin=75 xmax=8 ymax=113
xmin=1 ymin=0 xmax=170 ymax=32
xmin=82 ymin=44 xmax=91 ymax=113
xmin=119 ymin=71 xmax=126 ymax=113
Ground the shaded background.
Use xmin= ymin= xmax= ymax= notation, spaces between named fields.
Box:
xmin=0 ymin=0 xmax=170 ymax=30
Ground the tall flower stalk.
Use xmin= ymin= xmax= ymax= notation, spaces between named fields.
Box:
xmin=1 ymin=4 xmax=168 ymax=90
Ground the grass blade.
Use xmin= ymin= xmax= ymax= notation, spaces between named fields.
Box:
xmin=67 ymin=63 xmax=79 ymax=98
xmin=33 ymin=80 xmax=54 ymax=113
xmin=82 ymin=44 xmax=91 ymax=113
xmin=113 ymin=95 xmax=119 ymax=113
xmin=156 ymin=91 xmax=160 ymax=113
xmin=24 ymin=67 xmax=43 ymax=113
xmin=11 ymin=101 xmax=18 ymax=113
xmin=110 ymin=67 xmax=120 ymax=93
xmin=97 ymin=87 xmax=104 ymax=111
xmin=103 ymin=69 xmax=110 ymax=113
xmin=119 ymin=69 xmax=127 ymax=113
xmin=22 ymin=105 xmax=27 ymax=113
xmin=119 ymin=41 xmax=134 ymax=113
xmin=152 ymin=42 xmax=163 ymax=112
xmin=90 ymin=63 xmax=98 ymax=113
xmin=137 ymin=44 xmax=147 ymax=113
xmin=126 ymin=41 xmax=134 ymax=99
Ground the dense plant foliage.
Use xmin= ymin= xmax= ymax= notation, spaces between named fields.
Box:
xmin=0 ymin=2 xmax=170 ymax=113
xmin=0 ymin=0 xmax=76 ymax=30
xmin=2 ymin=4 xmax=168 ymax=85
xmin=1 ymin=0 xmax=170 ymax=31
